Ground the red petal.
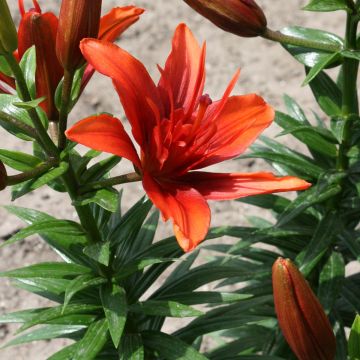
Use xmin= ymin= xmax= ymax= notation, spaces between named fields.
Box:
xmin=99 ymin=6 xmax=144 ymax=42
xmin=80 ymin=39 xmax=162 ymax=147
xmin=81 ymin=6 xmax=144 ymax=92
xmin=65 ymin=114 xmax=141 ymax=168
xmin=194 ymin=94 xmax=274 ymax=169
xmin=158 ymin=23 xmax=205 ymax=115
xmin=180 ymin=172 xmax=311 ymax=200
xmin=142 ymin=173 xmax=210 ymax=252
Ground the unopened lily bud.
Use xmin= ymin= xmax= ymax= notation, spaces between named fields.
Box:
xmin=183 ymin=0 xmax=267 ymax=37
xmin=272 ymin=258 xmax=336 ymax=360
xmin=56 ymin=0 xmax=102 ymax=71
xmin=0 ymin=161 xmax=7 ymax=190
xmin=0 ymin=0 xmax=18 ymax=54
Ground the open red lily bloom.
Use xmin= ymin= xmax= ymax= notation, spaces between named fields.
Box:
xmin=66 ymin=24 xmax=311 ymax=252
xmin=0 ymin=0 xmax=144 ymax=119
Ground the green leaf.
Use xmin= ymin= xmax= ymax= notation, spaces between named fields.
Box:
xmin=0 ymin=94 xmax=35 ymax=140
xmin=297 ymin=211 xmax=341 ymax=276
xmin=74 ymin=188 xmax=119 ymax=213
xmin=0 ymin=262 xmax=92 ymax=279
xmin=3 ymin=219 xmax=84 ymax=247
xmin=19 ymin=46 xmax=36 ymax=99
xmin=0 ymin=55 xmax=12 ymax=76
xmin=83 ymin=242 xmax=111 ymax=266
xmin=0 ymin=149 xmax=41 ymax=171
xmin=342 ymin=50 xmax=360 ymax=61
xmin=303 ymin=52 xmax=341 ymax=85
xmin=109 ymin=197 xmax=153 ymax=266
xmin=17 ymin=304 xmax=100 ymax=333
xmin=11 ymin=161 xmax=69 ymax=200
xmin=0 ymin=308 xmax=45 ymax=324
xmin=142 ymin=331 xmax=208 ymax=360
xmin=130 ymin=300 xmax=203 ymax=317
xmin=303 ymin=0 xmax=351 ymax=12
xmin=276 ymin=171 xmax=344 ymax=226
xmin=55 ymin=65 xmax=86 ymax=112
xmin=275 ymin=112 xmax=338 ymax=156
xmin=317 ymin=252 xmax=345 ymax=313
xmin=1 ymin=325 xmax=84 ymax=349
xmin=5 ymin=206 xmax=91 ymax=267
xmin=72 ymin=318 xmax=108 ymax=360
xmin=349 ymin=315 xmax=360 ymax=360
xmin=157 ymin=292 xmax=252 ymax=305
xmin=81 ymin=155 xmax=121 ymax=183
xmin=280 ymin=26 xmax=343 ymax=67
xmin=100 ymin=283 xmax=127 ymax=348
xmin=307 ymin=68 xmax=342 ymax=116
xmin=119 ymin=334 xmax=144 ymax=360
xmin=114 ymin=258 xmax=175 ymax=280
xmin=283 ymin=94 xmax=309 ymax=123
xmin=63 ymin=274 xmax=106 ymax=312
xmin=13 ymin=96 xmax=46 ymax=110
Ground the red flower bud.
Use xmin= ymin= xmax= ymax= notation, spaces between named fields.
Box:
xmin=0 ymin=0 xmax=18 ymax=54
xmin=56 ymin=0 xmax=102 ymax=71
xmin=18 ymin=1 xmax=63 ymax=120
xmin=272 ymin=258 xmax=336 ymax=360
xmin=0 ymin=161 xmax=7 ymax=190
xmin=183 ymin=0 xmax=267 ymax=37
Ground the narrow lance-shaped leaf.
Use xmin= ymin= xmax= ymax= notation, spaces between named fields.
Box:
xmin=100 ymin=283 xmax=127 ymax=348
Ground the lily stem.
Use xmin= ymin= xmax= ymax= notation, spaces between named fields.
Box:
xmin=262 ymin=28 xmax=342 ymax=53
xmin=6 ymin=159 xmax=58 ymax=186
xmin=337 ymin=12 xmax=359 ymax=171
xmin=5 ymin=54 xmax=101 ymax=245
xmin=80 ymin=172 xmax=142 ymax=193
xmin=58 ymin=69 xmax=74 ymax=151
xmin=0 ymin=110 xmax=38 ymax=139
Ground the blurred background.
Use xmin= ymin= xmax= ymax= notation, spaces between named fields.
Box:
xmin=0 ymin=0 xmax=344 ymax=358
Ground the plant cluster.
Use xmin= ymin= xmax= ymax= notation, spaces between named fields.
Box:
xmin=0 ymin=0 xmax=359 ymax=359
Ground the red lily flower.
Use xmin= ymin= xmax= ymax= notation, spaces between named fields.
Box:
xmin=66 ymin=24 xmax=311 ymax=252
xmin=0 ymin=1 xmax=144 ymax=118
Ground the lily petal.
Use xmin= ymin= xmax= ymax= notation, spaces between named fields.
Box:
xmin=80 ymin=39 xmax=162 ymax=147
xmin=158 ymin=23 xmax=205 ymax=115
xmin=66 ymin=114 xmax=140 ymax=168
xmin=194 ymin=94 xmax=274 ymax=169
xmin=99 ymin=6 xmax=144 ymax=42
xmin=180 ymin=171 xmax=311 ymax=200
xmin=81 ymin=6 xmax=144 ymax=91
xmin=143 ymin=172 xmax=210 ymax=252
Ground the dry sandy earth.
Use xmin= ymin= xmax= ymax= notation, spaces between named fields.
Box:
xmin=0 ymin=0 xmax=345 ymax=358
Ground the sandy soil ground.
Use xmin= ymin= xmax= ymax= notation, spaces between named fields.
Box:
xmin=0 ymin=0 xmax=345 ymax=358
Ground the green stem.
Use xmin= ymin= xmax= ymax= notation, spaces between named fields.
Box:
xmin=5 ymin=53 xmax=102 ymax=245
xmin=0 ymin=110 xmax=38 ymax=139
xmin=262 ymin=28 xmax=343 ymax=53
xmin=6 ymin=159 xmax=57 ymax=186
xmin=337 ymin=13 xmax=359 ymax=171
xmin=4 ymin=53 xmax=59 ymax=158
xmin=80 ymin=172 xmax=142 ymax=193
xmin=58 ymin=69 xmax=74 ymax=151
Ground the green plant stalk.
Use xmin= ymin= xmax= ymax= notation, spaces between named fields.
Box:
xmin=58 ymin=69 xmax=74 ymax=151
xmin=5 ymin=54 xmax=101 ymax=245
xmin=4 ymin=53 xmax=59 ymax=158
xmin=80 ymin=172 xmax=142 ymax=193
xmin=0 ymin=110 xmax=38 ymax=139
xmin=337 ymin=14 xmax=359 ymax=171
xmin=6 ymin=159 xmax=57 ymax=185
xmin=262 ymin=28 xmax=342 ymax=53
